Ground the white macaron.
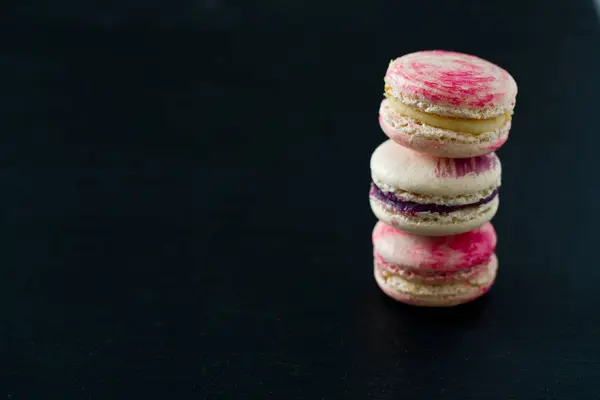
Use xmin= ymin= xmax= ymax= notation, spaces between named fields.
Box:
xmin=369 ymin=140 xmax=501 ymax=236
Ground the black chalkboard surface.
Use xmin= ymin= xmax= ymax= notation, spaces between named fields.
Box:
xmin=1 ymin=0 xmax=599 ymax=398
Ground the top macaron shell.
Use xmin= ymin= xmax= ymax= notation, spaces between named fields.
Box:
xmin=370 ymin=139 xmax=501 ymax=198
xmin=372 ymin=220 xmax=497 ymax=272
xmin=385 ymin=50 xmax=517 ymax=119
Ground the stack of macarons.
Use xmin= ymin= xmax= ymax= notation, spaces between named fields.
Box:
xmin=370 ymin=50 xmax=517 ymax=307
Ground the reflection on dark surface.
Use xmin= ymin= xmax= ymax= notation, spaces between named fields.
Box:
xmin=362 ymin=287 xmax=489 ymax=353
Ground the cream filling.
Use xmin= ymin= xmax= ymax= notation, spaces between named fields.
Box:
xmin=379 ymin=100 xmax=511 ymax=147
xmin=378 ymin=265 xmax=489 ymax=287
xmin=384 ymin=88 xmax=510 ymax=134
xmin=377 ymin=261 xmax=495 ymax=297
xmin=376 ymin=256 xmax=490 ymax=284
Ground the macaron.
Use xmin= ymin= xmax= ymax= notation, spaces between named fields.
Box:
xmin=369 ymin=139 xmax=501 ymax=236
xmin=381 ymin=50 xmax=517 ymax=158
xmin=372 ymin=220 xmax=498 ymax=307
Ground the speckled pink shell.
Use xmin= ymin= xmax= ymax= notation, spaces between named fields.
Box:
xmin=385 ymin=50 xmax=517 ymax=118
xmin=372 ymin=220 xmax=497 ymax=272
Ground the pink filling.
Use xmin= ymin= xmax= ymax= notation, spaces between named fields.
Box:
xmin=374 ymin=253 xmax=489 ymax=283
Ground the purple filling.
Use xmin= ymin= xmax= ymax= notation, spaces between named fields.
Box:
xmin=370 ymin=183 xmax=498 ymax=214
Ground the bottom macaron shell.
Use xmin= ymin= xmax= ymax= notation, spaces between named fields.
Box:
xmin=378 ymin=100 xmax=510 ymax=158
xmin=369 ymin=195 xmax=499 ymax=236
xmin=373 ymin=254 xmax=498 ymax=307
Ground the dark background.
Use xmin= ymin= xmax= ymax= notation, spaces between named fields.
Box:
xmin=1 ymin=0 xmax=599 ymax=398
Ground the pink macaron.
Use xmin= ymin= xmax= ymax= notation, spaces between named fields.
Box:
xmin=372 ymin=220 xmax=498 ymax=307
xmin=381 ymin=50 xmax=517 ymax=158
